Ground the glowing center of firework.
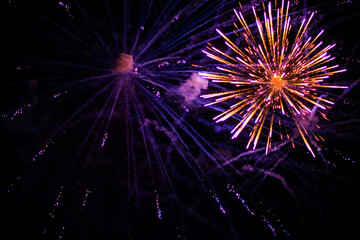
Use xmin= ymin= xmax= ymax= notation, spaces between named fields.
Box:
xmin=270 ymin=74 xmax=286 ymax=91
xmin=114 ymin=53 xmax=134 ymax=73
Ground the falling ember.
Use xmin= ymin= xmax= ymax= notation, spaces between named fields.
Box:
xmin=200 ymin=0 xmax=347 ymax=157
xmin=155 ymin=191 xmax=162 ymax=220
xmin=113 ymin=53 xmax=134 ymax=73
xmin=101 ymin=132 xmax=108 ymax=148
xmin=81 ymin=189 xmax=92 ymax=209
xmin=33 ymin=139 xmax=53 ymax=162
xmin=1 ymin=103 xmax=31 ymax=119
xmin=210 ymin=191 xmax=226 ymax=214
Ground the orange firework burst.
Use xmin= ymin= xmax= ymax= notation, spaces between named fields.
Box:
xmin=200 ymin=0 xmax=347 ymax=157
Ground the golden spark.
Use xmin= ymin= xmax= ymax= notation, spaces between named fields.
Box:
xmin=200 ymin=0 xmax=347 ymax=157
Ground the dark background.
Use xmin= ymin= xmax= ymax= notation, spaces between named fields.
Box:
xmin=1 ymin=0 xmax=360 ymax=239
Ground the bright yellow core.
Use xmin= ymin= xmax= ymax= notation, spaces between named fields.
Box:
xmin=270 ymin=75 xmax=286 ymax=91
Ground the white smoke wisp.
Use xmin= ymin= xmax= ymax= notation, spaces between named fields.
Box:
xmin=178 ymin=73 xmax=208 ymax=104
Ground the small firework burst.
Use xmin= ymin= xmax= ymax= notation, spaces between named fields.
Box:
xmin=200 ymin=0 xmax=347 ymax=157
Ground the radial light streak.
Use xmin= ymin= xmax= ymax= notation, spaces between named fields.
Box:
xmin=200 ymin=0 xmax=347 ymax=157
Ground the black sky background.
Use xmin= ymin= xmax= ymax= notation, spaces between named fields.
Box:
xmin=1 ymin=0 xmax=360 ymax=239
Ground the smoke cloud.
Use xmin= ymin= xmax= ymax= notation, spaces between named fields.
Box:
xmin=178 ymin=73 xmax=208 ymax=104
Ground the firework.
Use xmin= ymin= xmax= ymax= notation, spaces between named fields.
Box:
xmin=200 ymin=0 xmax=347 ymax=157
xmin=2 ymin=0 xmax=267 ymax=238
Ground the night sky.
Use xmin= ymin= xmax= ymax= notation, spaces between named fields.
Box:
xmin=1 ymin=0 xmax=360 ymax=239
